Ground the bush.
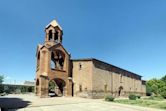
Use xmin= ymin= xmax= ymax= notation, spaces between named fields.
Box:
xmin=136 ymin=95 xmax=141 ymax=99
xmin=105 ymin=96 xmax=115 ymax=101
xmin=161 ymin=92 xmax=166 ymax=99
xmin=21 ymin=86 xmax=28 ymax=93
xmin=160 ymin=86 xmax=166 ymax=99
xmin=0 ymin=84 xmax=4 ymax=93
xmin=149 ymin=96 xmax=164 ymax=100
xmin=129 ymin=94 xmax=137 ymax=100
xmin=146 ymin=92 xmax=152 ymax=96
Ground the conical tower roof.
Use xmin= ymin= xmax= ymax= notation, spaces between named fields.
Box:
xmin=45 ymin=19 xmax=62 ymax=30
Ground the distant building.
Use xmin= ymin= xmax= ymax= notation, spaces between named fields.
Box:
xmin=35 ymin=20 xmax=146 ymax=98
xmin=23 ymin=81 xmax=35 ymax=86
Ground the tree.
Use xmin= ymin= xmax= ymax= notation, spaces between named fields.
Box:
xmin=146 ymin=78 xmax=165 ymax=96
xmin=49 ymin=80 xmax=56 ymax=92
xmin=146 ymin=75 xmax=166 ymax=98
xmin=0 ymin=75 xmax=4 ymax=93
xmin=146 ymin=84 xmax=152 ymax=96
xmin=161 ymin=75 xmax=166 ymax=83
xmin=160 ymin=86 xmax=166 ymax=99
xmin=0 ymin=75 xmax=4 ymax=84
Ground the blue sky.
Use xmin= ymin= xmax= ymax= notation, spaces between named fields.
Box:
xmin=0 ymin=0 xmax=166 ymax=83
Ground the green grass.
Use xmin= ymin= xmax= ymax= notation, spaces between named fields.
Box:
xmin=114 ymin=98 xmax=166 ymax=109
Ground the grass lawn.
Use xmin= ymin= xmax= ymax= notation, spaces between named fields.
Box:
xmin=114 ymin=98 xmax=166 ymax=110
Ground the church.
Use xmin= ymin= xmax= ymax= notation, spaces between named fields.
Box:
xmin=35 ymin=20 xmax=146 ymax=98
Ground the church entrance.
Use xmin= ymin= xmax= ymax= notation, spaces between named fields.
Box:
xmin=48 ymin=78 xmax=66 ymax=97
xmin=118 ymin=86 xmax=123 ymax=96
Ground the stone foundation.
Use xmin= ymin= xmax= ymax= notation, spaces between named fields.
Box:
xmin=76 ymin=90 xmax=146 ymax=99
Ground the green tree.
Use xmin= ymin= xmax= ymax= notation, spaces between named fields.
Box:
xmin=146 ymin=78 xmax=165 ymax=96
xmin=49 ymin=80 xmax=56 ymax=92
xmin=146 ymin=75 xmax=166 ymax=99
xmin=0 ymin=75 xmax=4 ymax=84
xmin=161 ymin=75 xmax=166 ymax=83
xmin=0 ymin=75 xmax=4 ymax=93
xmin=146 ymin=85 xmax=152 ymax=96
xmin=160 ymin=86 xmax=166 ymax=99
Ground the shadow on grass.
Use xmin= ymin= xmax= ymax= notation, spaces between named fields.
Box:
xmin=0 ymin=97 xmax=31 ymax=111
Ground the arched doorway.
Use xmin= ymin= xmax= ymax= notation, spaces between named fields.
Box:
xmin=48 ymin=78 xmax=66 ymax=97
xmin=35 ymin=79 xmax=39 ymax=95
xmin=118 ymin=86 xmax=123 ymax=96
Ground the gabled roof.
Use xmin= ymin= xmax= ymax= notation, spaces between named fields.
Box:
xmin=72 ymin=58 xmax=142 ymax=78
xmin=37 ymin=43 xmax=70 ymax=56
xmin=45 ymin=19 xmax=62 ymax=30
xmin=49 ymin=43 xmax=70 ymax=55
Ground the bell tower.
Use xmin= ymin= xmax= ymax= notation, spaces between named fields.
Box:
xmin=45 ymin=20 xmax=63 ymax=46
xmin=35 ymin=20 xmax=72 ymax=98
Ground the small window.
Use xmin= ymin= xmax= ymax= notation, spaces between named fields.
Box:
xmin=79 ymin=85 xmax=82 ymax=92
xmin=79 ymin=63 xmax=82 ymax=70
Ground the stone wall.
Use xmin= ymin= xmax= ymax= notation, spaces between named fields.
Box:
xmin=91 ymin=59 xmax=146 ymax=98
xmin=72 ymin=59 xmax=146 ymax=98
xmin=72 ymin=61 xmax=93 ymax=97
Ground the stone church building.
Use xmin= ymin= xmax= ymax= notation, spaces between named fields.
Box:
xmin=35 ymin=20 xmax=146 ymax=98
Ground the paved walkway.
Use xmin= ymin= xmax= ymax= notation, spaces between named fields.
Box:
xmin=0 ymin=94 xmax=164 ymax=111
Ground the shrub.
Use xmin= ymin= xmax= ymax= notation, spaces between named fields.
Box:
xmin=0 ymin=84 xmax=4 ymax=93
xmin=160 ymin=86 xmax=166 ymax=99
xmin=136 ymin=95 xmax=141 ymax=99
xmin=161 ymin=92 xmax=166 ymax=99
xmin=21 ymin=86 xmax=28 ymax=93
xmin=105 ymin=96 xmax=115 ymax=101
xmin=129 ymin=94 xmax=137 ymax=100
xmin=149 ymin=96 xmax=164 ymax=100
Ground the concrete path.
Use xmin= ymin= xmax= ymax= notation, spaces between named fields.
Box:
xmin=0 ymin=94 xmax=164 ymax=111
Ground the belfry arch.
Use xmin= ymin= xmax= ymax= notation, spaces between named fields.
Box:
xmin=50 ymin=50 xmax=65 ymax=70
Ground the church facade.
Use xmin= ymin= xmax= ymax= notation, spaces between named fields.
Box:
xmin=35 ymin=20 xmax=146 ymax=98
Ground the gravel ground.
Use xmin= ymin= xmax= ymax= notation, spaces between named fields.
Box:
xmin=0 ymin=94 xmax=165 ymax=111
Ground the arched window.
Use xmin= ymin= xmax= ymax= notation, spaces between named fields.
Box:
xmin=79 ymin=63 xmax=82 ymax=70
xmin=48 ymin=30 xmax=53 ymax=41
xmin=54 ymin=31 xmax=59 ymax=42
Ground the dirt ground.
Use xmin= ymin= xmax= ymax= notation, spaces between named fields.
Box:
xmin=0 ymin=94 xmax=164 ymax=111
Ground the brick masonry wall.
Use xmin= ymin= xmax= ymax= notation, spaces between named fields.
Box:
xmin=72 ymin=61 xmax=93 ymax=97
xmin=72 ymin=60 xmax=146 ymax=98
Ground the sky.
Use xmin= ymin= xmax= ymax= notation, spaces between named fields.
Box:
xmin=0 ymin=0 xmax=166 ymax=83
